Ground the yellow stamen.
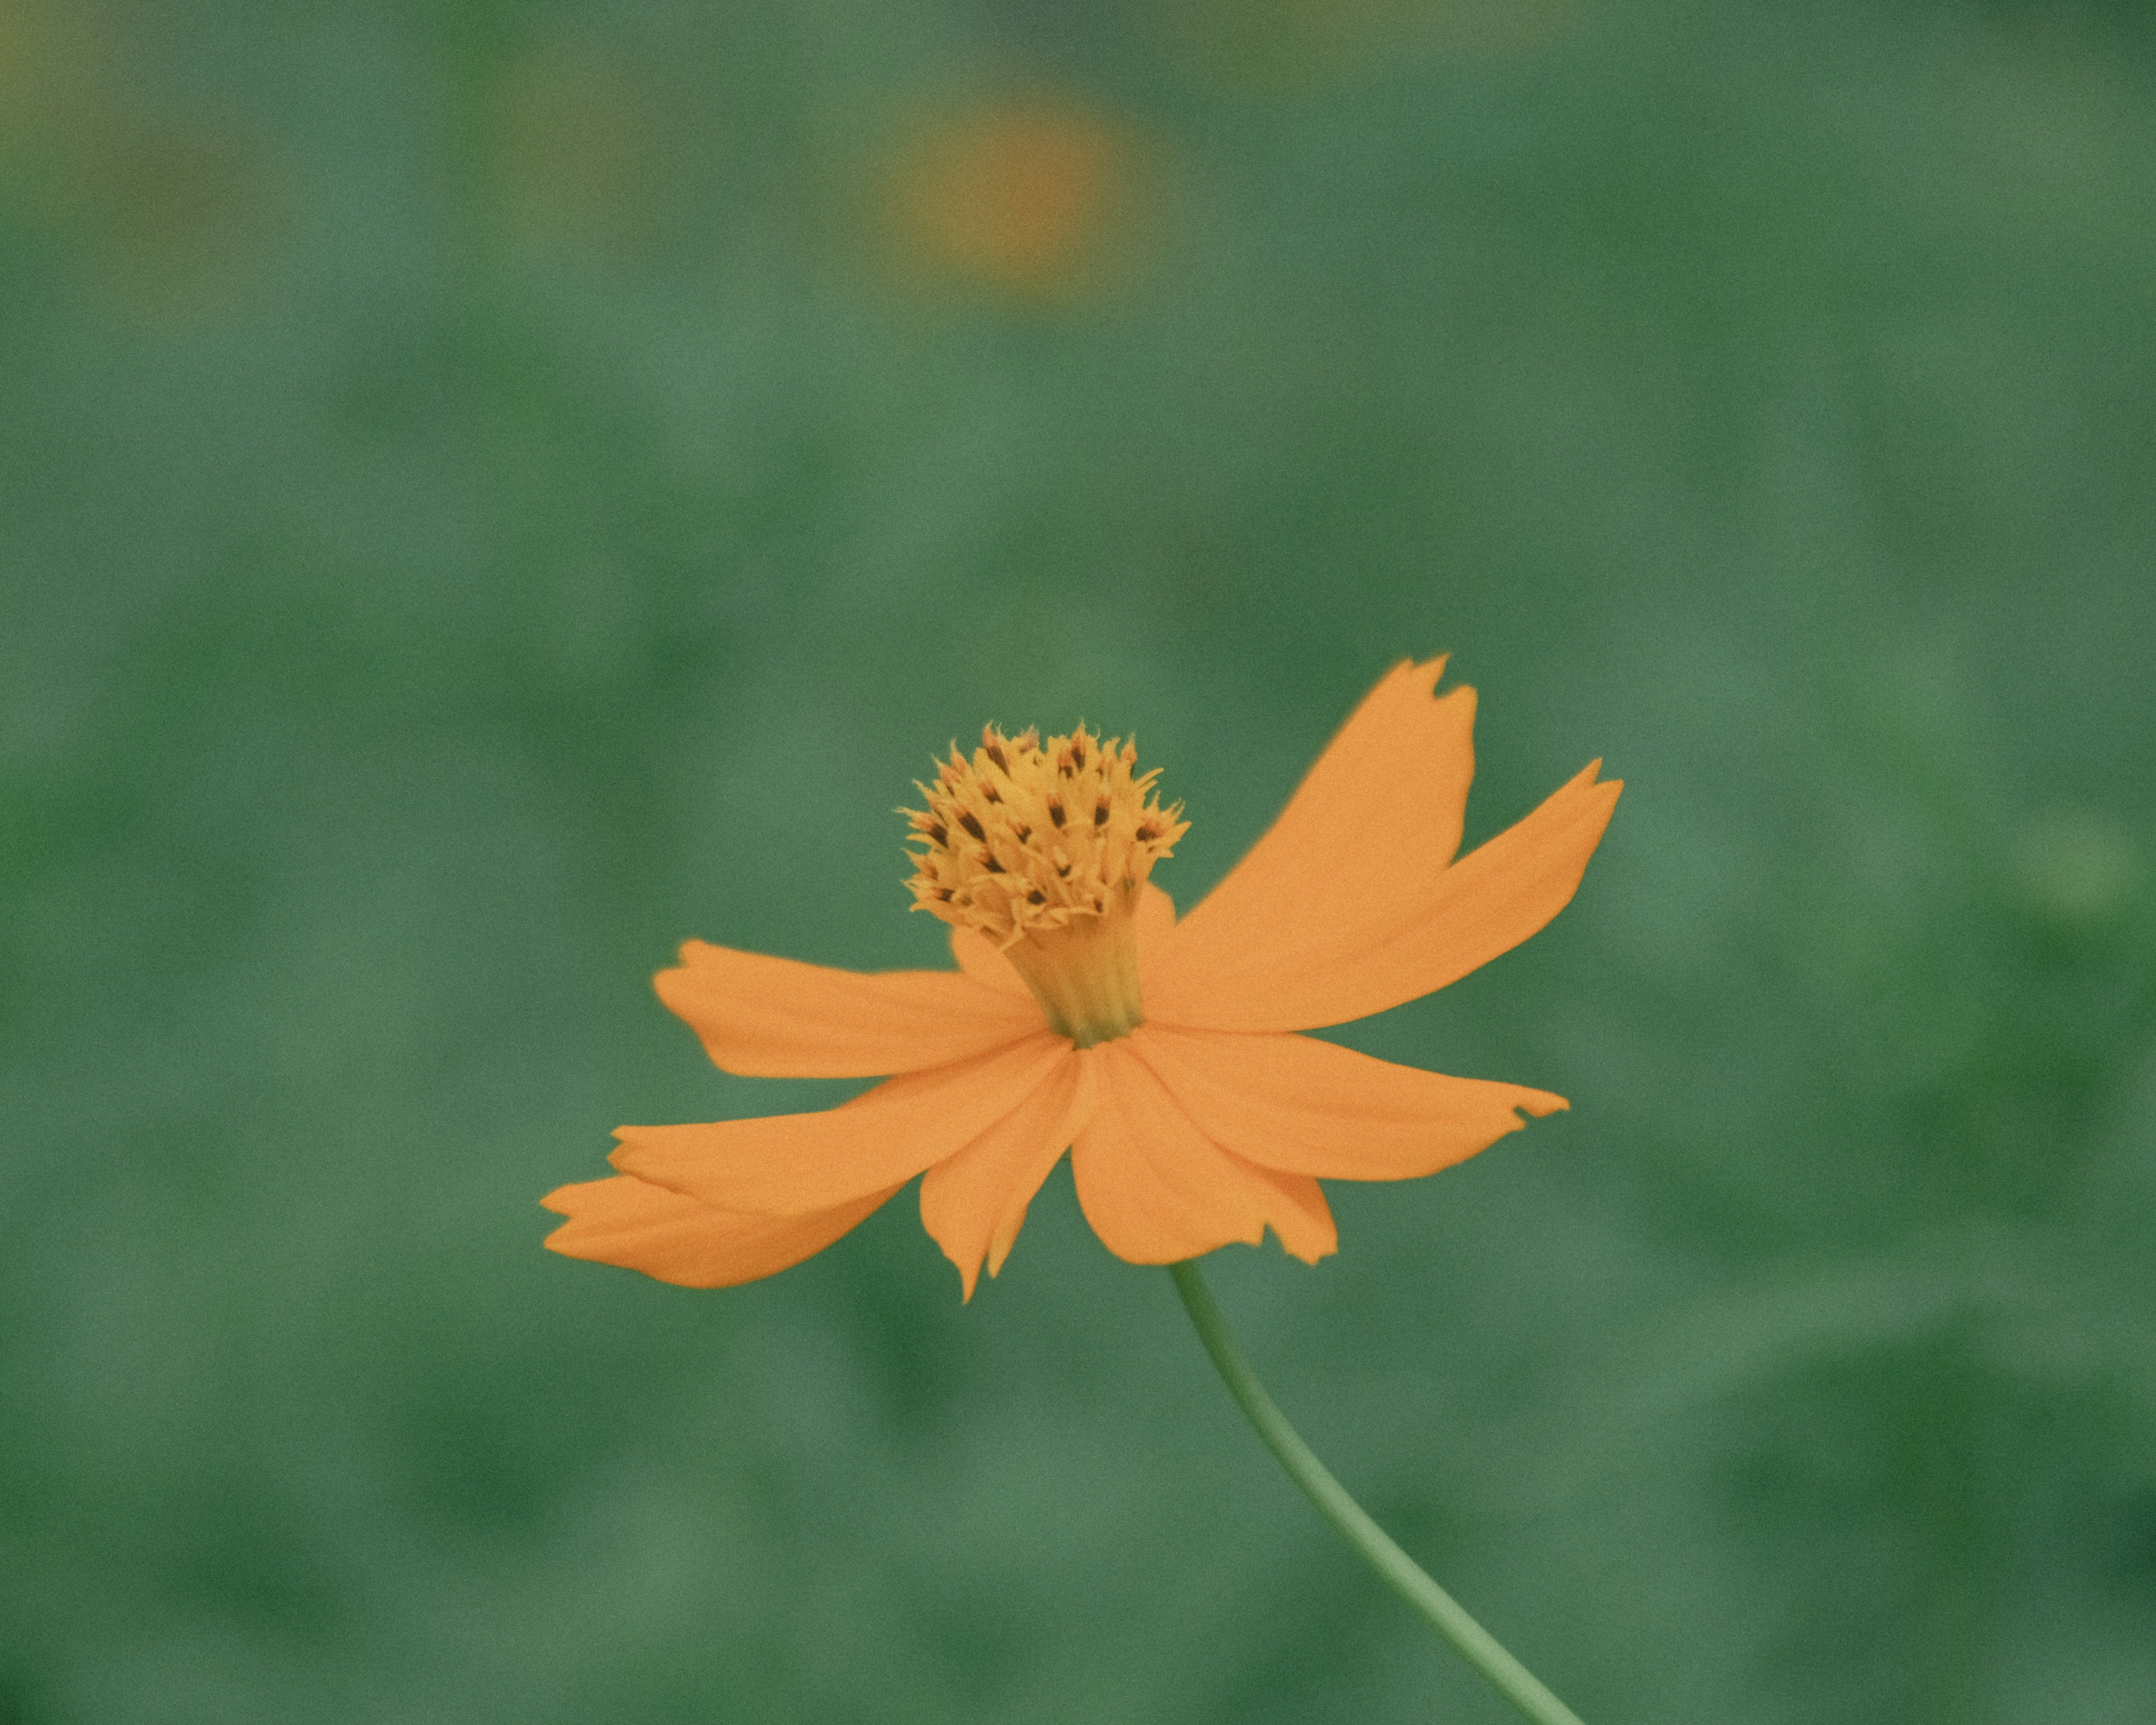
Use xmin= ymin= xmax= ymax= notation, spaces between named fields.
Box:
xmin=903 ymin=723 xmax=1188 ymax=1047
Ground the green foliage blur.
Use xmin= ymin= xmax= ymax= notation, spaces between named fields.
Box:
xmin=4 ymin=0 xmax=2154 ymax=1719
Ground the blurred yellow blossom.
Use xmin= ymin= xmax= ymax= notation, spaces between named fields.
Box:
xmin=881 ymin=96 xmax=1152 ymax=303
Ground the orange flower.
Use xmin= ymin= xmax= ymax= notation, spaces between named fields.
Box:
xmin=882 ymin=97 xmax=1144 ymax=302
xmin=542 ymin=659 xmax=1620 ymax=1298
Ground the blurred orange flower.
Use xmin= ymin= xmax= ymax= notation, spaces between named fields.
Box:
xmin=881 ymin=97 xmax=1144 ymax=301
xmin=543 ymin=659 xmax=1620 ymax=1297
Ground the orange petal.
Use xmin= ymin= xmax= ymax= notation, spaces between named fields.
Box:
xmin=952 ymin=880 xmax=1177 ymax=996
xmin=919 ymin=1047 xmax=1101 ymax=1299
xmin=1134 ymin=880 xmax=1176 ymax=969
xmin=1157 ymin=656 xmax=1470 ymax=966
xmin=611 ymin=1032 xmax=1074 ymax=1215
xmin=1148 ymin=757 xmax=1620 ymax=1033
xmin=540 ymin=1174 xmax=898 ymax=1288
xmin=656 ymin=944 xmax=1042 ymax=1076
xmin=1131 ymin=1024 xmax=1565 ymax=1180
xmin=951 ymin=927 xmax=1030 ymax=996
xmin=1070 ymin=1040 xmax=1338 ymax=1265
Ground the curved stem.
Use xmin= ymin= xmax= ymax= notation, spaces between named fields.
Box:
xmin=1168 ymin=1261 xmax=1586 ymax=1725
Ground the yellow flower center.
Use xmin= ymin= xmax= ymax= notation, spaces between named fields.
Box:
xmin=904 ymin=723 xmax=1188 ymax=1047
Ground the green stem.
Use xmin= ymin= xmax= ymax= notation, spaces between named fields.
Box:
xmin=1168 ymin=1261 xmax=1586 ymax=1725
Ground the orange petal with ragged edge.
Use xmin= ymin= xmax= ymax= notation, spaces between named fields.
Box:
xmin=919 ymin=1046 xmax=1101 ymax=1299
xmin=1130 ymin=1024 xmax=1563 ymax=1181
xmin=951 ymin=880 xmax=1177 ymax=996
xmin=612 ymin=1031 xmax=1073 ymax=1215
xmin=1148 ymin=757 xmax=1620 ymax=1033
xmin=1070 ymin=1040 xmax=1337 ymax=1265
xmin=1159 ymin=655 xmax=1472 ymax=960
xmin=656 ymin=944 xmax=1041 ymax=1076
xmin=541 ymin=1174 xmax=899 ymax=1288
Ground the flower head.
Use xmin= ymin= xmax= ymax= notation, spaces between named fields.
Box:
xmin=903 ymin=723 xmax=1186 ymax=1046
xmin=542 ymin=658 xmax=1621 ymax=1298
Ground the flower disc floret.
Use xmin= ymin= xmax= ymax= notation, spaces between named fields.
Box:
xmin=902 ymin=723 xmax=1189 ymax=947
xmin=903 ymin=724 xmax=1188 ymax=1047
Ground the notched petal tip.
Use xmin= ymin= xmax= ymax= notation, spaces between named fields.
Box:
xmin=1131 ymin=1026 xmax=1568 ymax=1185
xmin=921 ymin=1046 xmax=1100 ymax=1300
xmin=1572 ymin=758 xmax=1624 ymax=805
xmin=1069 ymin=1041 xmax=1335 ymax=1266
xmin=1402 ymin=651 xmax=1451 ymax=692
xmin=1148 ymin=655 xmax=1484 ymax=1025
xmin=1151 ymin=736 xmax=1621 ymax=1033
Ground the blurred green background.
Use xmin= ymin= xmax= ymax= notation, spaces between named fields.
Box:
xmin=4 ymin=0 xmax=2154 ymax=1719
